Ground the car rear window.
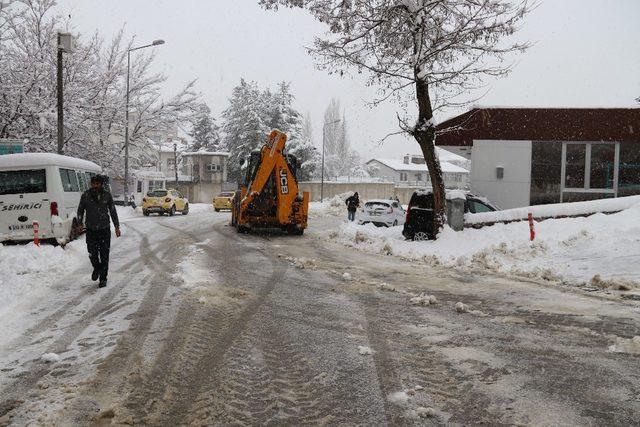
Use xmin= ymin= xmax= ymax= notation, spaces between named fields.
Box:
xmin=0 ymin=169 xmax=46 ymax=195
xmin=409 ymin=193 xmax=434 ymax=209
xmin=147 ymin=189 xmax=168 ymax=197
xmin=365 ymin=201 xmax=390 ymax=208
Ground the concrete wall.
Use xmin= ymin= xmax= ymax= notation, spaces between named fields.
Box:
xmin=299 ymin=181 xmax=427 ymax=205
xmin=177 ymin=182 xmax=224 ymax=204
xmin=470 ymin=140 xmax=532 ymax=209
xmin=299 ymin=182 xmax=396 ymax=202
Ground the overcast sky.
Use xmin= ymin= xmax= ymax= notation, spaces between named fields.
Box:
xmin=56 ymin=0 xmax=640 ymax=159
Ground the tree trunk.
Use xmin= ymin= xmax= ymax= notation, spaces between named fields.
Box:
xmin=413 ymin=76 xmax=446 ymax=237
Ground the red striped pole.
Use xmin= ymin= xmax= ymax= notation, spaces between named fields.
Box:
xmin=528 ymin=213 xmax=535 ymax=241
xmin=33 ymin=220 xmax=40 ymax=246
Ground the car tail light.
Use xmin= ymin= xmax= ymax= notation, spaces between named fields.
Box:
xmin=165 ymin=197 xmax=171 ymax=202
xmin=50 ymin=201 xmax=59 ymax=216
xmin=406 ymin=203 xmax=411 ymax=222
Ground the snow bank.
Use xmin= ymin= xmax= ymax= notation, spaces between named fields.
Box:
xmin=467 ymin=195 xmax=640 ymax=225
xmin=330 ymin=203 xmax=640 ymax=288
xmin=309 ymin=192 xmax=352 ymax=217
xmin=0 ymin=240 xmax=86 ymax=321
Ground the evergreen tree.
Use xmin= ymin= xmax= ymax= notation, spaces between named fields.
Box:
xmin=189 ymin=103 xmax=221 ymax=151
xmin=221 ymin=79 xmax=269 ymax=181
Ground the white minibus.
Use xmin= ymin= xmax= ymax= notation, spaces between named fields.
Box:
xmin=0 ymin=153 xmax=102 ymax=244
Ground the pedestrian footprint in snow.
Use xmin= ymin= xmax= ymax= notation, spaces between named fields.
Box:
xmin=345 ymin=192 xmax=360 ymax=222
xmin=76 ymin=175 xmax=121 ymax=288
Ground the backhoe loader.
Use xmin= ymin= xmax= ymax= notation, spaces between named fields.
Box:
xmin=231 ymin=130 xmax=309 ymax=235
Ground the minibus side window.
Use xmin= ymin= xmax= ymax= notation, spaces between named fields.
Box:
xmin=77 ymin=171 xmax=88 ymax=191
xmin=59 ymin=168 xmax=80 ymax=192
xmin=0 ymin=169 xmax=46 ymax=195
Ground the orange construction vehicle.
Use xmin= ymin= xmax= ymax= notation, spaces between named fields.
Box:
xmin=231 ymin=130 xmax=309 ymax=235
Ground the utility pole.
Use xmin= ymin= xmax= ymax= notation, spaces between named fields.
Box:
xmin=124 ymin=39 xmax=165 ymax=202
xmin=56 ymin=33 xmax=73 ymax=154
xmin=321 ymin=119 xmax=340 ymax=203
xmin=174 ymin=143 xmax=179 ymax=187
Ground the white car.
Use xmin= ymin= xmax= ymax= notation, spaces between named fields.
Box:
xmin=0 ymin=153 xmax=102 ymax=244
xmin=358 ymin=199 xmax=406 ymax=227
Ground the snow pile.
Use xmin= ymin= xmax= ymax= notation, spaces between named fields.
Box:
xmin=277 ymin=254 xmax=318 ymax=270
xmin=455 ymin=302 xmax=470 ymax=313
xmin=467 ymin=195 xmax=640 ymax=225
xmin=309 ymin=192 xmax=352 ymax=217
xmin=358 ymin=345 xmax=375 ymax=355
xmin=410 ymin=293 xmax=437 ymax=306
xmin=608 ymin=336 xmax=640 ymax=355
xmin=387 ymin=391 xmax=411 ymax=405
xmin=0 ymin=241 xmax=86 ymax=321
xmin=41 ymin=352 xmax=61 ymax=363
xmin=330 ymin=202 xmax=640 ymax=288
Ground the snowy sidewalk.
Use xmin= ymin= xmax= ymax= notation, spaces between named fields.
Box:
xmin=327 ymin=203 xmax=640 ymax=291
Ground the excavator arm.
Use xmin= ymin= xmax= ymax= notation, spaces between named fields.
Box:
xmin=236 ymin=130 xmax=309 ymax=233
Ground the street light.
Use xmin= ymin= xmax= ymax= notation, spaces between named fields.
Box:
xmin=321 ymin=118 xmax=341 ymax=202
xmin=123 ymin=39 xmax=165 ymax=201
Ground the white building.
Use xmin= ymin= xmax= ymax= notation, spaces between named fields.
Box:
xmin=365 ymin=150 xmax=470 ymax=189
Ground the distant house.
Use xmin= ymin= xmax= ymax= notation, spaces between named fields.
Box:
xmin=179 ymin=151 xmax=230 ymax=203
xmin=366 ymin=149 xmax=470 ymax=189
xmin=435 ymin=108 xmax=640 ymax=209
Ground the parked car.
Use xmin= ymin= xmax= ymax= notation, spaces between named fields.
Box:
xmin=213 ymin=191 xmax=235 ymax=212
xmin=358 ymin=199 xmax=406 ymax=227
xmin=403 ymin=190 xmax=498 ymax=240
xmin=0 ymin=153 xmax=102 ymax=245
xmin=142 ymin=189 xmax=189 ymax=216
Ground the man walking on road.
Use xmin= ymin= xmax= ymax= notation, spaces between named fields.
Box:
xmin=345 ymin=192 xmax=360 ymax=222
xmin=77 ymin=175 xmax=121 ymax=288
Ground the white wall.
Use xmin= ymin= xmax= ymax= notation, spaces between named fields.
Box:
xmin=470 ymin=140 xmax=532 ymax=209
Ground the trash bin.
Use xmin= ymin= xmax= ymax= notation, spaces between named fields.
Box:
xmin=446 ymin=194 xmax=465 ymax=231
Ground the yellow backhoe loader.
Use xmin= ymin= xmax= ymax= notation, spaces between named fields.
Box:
xmin=231 ymin=130 xmax=309 ymax=235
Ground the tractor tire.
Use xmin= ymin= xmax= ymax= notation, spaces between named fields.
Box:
xmin=169 ymin=205 xmax=176 ymax=216
xmin=143 ymin=210 xmax=150 ymax=217
xmin=182 ymin=204 xmax=189 ymax=215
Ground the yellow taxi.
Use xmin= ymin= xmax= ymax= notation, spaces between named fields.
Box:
xmin=213 ymin=191 xmax=235 ymax=212
xmin=142 ymin=189 xmax=189 ymax=216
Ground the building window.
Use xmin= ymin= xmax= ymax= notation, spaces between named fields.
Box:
xmin=415 ymin=173 xmax=422 ymax=181
xmin=207 ymin=163 xmax=221 ymax=172
xmin=137 ymin=180 xmax=143 ymax=193
xmin=167 ymin=158 xmax=176 ymax=171
xmin=560 ymin=141 xmax=619 ymax=202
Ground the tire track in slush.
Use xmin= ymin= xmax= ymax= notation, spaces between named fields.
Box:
xmin=116 ymin=221 xmax=288 ymax=425
xmin=0 ymin=259 xmax=149 ymax=420
xmin=77 ymin=224 xmax=189 ymax=410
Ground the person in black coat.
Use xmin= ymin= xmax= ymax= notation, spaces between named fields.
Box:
xmin=345 ymin=192 xmax=360 ymax=222
xmin=77 ymin=175 xmax=121 ymax=288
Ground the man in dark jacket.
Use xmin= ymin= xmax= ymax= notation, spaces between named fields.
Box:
xmin=77 ymin=175 xmax=121 ymax=288
xmin=345 ymin=192 xmax=360 ymax=222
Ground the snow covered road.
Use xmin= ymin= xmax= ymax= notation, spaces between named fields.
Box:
xmin=1 ymin=204 xmax=639 ymax=425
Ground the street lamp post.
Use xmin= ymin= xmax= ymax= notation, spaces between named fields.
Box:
xmin=321 ymin=119 xmax=341 ymax=203
xmin=124 ymin=39 xmax=164 ymax=201
xmin=56 ymin=32 xmax=74 ymax=154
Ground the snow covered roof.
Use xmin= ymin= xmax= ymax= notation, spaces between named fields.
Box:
xmin=132 ymin=170 xmax=166 ymax=179
xmin=182 ymin=151 xmax=230 ymax=157
xmin=147 ymin=138 xmax=188 ymax=153
xmin=367 ymin=158 xmax=469 ymax=174
xmin=0 ymin=153 xmax=101 ymax=171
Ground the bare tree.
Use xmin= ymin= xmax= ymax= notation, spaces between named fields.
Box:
xmin=261 ymin=0 xmax=533 ymax=236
